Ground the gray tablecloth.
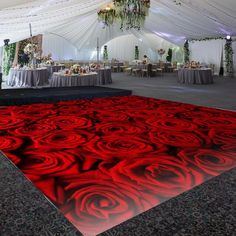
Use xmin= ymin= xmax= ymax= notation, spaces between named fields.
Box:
xmin=178 ymin=69 xmax=213 ymax=84
xmin=7 ymin=68 xmax=49 ymax=87
xmin=45 ymin=65 xmax=65 ymax=76
xmin=97 ymin=69 xmax=112 ymax=85
xmin=50 ymin=73 xmax=98 ymax=87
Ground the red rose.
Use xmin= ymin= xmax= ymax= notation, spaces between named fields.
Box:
xmin=63 ymin=179 xmax=159 ymax=236
xmin=56 ymin=105 xmax=91 ymax=116
xmin=209 ymin=128 xmax=236 ymax=150
xmin=33 ymin=130 xmax=95 ymax=150
xmin=127 ymin=109 xmax=173 ymax=122
xmin=193 ymin=117 xmax=236 ymax=129
xmin=99 ymin=154 xmax=204 ymax=198
xmin=4 ymin=152 xmax=21 ymax=165
xmin=92 ymin=110 xmax=130 ymax=122
xmin=0 ymin=116 xmax=25 ymax=130
xmin=10 ymin=123 xmax=57 ymax=137
xmin=177 ymin=110 xmax=217 ymax=121
xmin=40 ymin=115 xmax=92 ymax=130
xmin=20 ymin=150 xmax=80 ymax=177
xmin=12 ymin=103 xmax=56 ymax=120
xmin=146 ymin=117 xmax=198 ymax=131
xmin=95 ymin=121 xmax=149 ymax=136
xmin=85 ymin=135 xmax=158 ymax=159
xmin=178 ymin=149 xmax=236 ymax=176
xmin=196 ymin=106 xmax=236 ymax=119
xmin=0 ymin=136 xmax=23 ymax=151
xmin=149 ymin=129 xmax=210 ymax=148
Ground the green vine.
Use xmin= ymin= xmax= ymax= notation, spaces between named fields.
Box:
xmin=184 ymin=40 xmax=190 ymax=63
xmin=103 ymin=45 xmax=108 ymax=61
xmin=98 ymin=9 xmax=116 ymax=26
xmin=224 ymin=41 xmax=234 ymax=75
xmin=3 ymin=43 xmax=16 ymax=75
xmin=135 ymin=45 xmax=139 ymax=60
xmin=189 ymin=37 xmax=224 ymax=42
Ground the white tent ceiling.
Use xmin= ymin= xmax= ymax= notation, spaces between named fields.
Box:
xmin=0 ymin=0 xmax=236 ymax=47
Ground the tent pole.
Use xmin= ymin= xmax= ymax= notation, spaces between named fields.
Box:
xmin=29 ymin=23 xmax=33 ymax=45
xmin=97 ymin=37 xmax=99 ymax=64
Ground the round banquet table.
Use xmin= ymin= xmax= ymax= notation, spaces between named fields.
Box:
xmin=50 ymin=72 xmax=98 ymax=87
xmin=7 ymin=68 xmax=49 ymax=87
xmin=178 ymin=68 xmax=213 ymax=84
xmin=97 ymin=68 xmax=112 ymax=85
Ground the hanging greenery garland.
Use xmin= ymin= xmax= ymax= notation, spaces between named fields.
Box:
xmin=224 ymin=41 xmax=234 ymax=76
xmin=103 ymin=45 xmax=108 ymax=61
xmin=189 ymin=37 xmax=224 ymax=42
xmin=98 ymin=8 xmax=116 ymax=27
xmin=184 ymin=40 xmax=190 ymax=63
xmin=3 ymin=43 xmax=16 ymax=75
xmin=98 ymin=0 xmax=150 ymax=30
xmin=135 ymin=45 xmax=139 ymax=60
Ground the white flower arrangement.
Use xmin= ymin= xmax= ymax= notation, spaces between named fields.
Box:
xmin=24 ymin=43 xmax=37 ymax=55
xmin=45 ymin=59 xmax=54 ymax=65
xmin=157 ymin=48 xmax=165 ymax=55
xmin=71 ymin=64 xmax=81 ymax=74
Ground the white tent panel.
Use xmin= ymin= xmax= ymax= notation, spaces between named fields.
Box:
xmin=42 ymin=33 xmax=78 ymax=60
xmin=189 ymin=39 xmax=225 ymax=74
xmin=0 ymin=0 xmax=236 ymax=47
xmin=101 ymin=33 xmax=183 ymax=62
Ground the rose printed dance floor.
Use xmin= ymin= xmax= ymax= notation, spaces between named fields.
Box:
xmin=1 ymin=96 xmax=236 ymax=236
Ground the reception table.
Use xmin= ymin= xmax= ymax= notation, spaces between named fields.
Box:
xmin=8 ymin=68 xmax=49 ymax=87
xmin=178 ymin=68 xmax=213 ymax=84
xmin=97 ymin=68 xmax=112 ymax=85
xmin=45 ymin=65 xmax=65 ymax=76
xmin=50 ymin=72 xmax=98 ymax=87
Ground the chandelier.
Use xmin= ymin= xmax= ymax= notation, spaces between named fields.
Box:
xmin=97 ymin=6 xmax=116 ymax=27
xmin=98 ymin=0 xmax=150 ymax=30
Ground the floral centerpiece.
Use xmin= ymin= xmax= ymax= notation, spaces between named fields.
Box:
xmin=90 ymin=63 xmax=100 ymax=70
xmin=45 ymin=59 xmax=54 ymax=65
xmin=158 ymin=48 xmax=166 ymax=61
xmin=24 ymin=43 xmax=37 ymax=55
xmin=41 ymin=53 xmax=53 ymax=63
xmin=71 ymin=64 xmax=81 ymax=74
xmin=23 ymin=43 xmax=38 ymax=67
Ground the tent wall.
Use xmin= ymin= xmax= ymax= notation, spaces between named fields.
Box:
xmin=102 ymin=34 xmax=183 ymax=63
xmin=189 ymin=39 xmax=225 ymax=75
xmin=42 ymin=33 xmax=78 ymax=61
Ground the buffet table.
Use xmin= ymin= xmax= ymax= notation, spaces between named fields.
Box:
xmin=8 ymin=68 xmax=49 ymax=87
xmin=178 ymin=68 xmax=213 ymax=84
xmin=45 ymin=65 xmax=65 ymax=76
xmin=97 ymin=68 xmax=112 ymax=85
xmin=50 ymin=72 xmax=98 ymax=87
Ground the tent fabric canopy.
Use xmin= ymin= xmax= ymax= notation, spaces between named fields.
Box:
xmin=0 ymin=0 xmax=236 ymax=48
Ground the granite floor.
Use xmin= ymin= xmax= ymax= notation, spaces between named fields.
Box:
xmin=0 ymin=72 xmax=236 ymax=236
xmin=105 ymin=72 xmax=236 ymax=111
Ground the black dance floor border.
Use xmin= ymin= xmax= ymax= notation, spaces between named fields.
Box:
xmin=0 ymin=86 xmax=132 ymax=106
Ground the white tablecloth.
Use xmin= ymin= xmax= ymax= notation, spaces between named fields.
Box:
xmin=50 ymin=72 xmax=98 ymax=87
xmin=7 ymin=68 xmax=49 ymax=87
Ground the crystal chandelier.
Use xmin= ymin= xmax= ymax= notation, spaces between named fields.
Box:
xmin=98 ymin=0 xmax=150 ymax=30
